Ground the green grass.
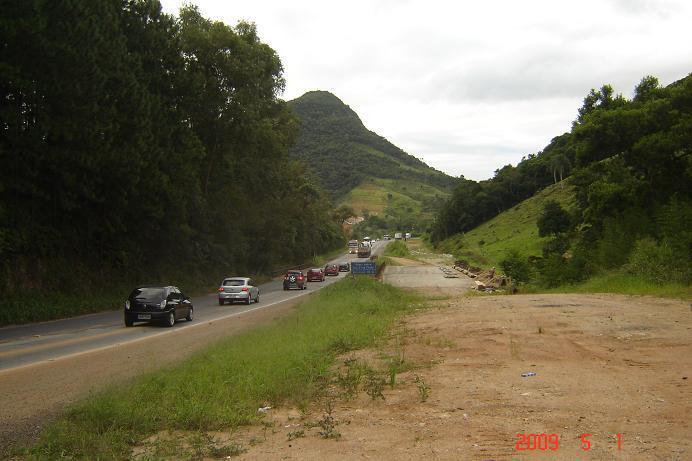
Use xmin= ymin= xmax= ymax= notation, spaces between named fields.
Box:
xmin=340 ymin=177 xmax=449 ymax=218
xmin=20 ymin=277 xmax=419 ymax=460
xmin=523 ymin=272 xmax=692 ymax=299
xmin=436 ymin=181 xmax=576 ymax=268
xmin=384 ymin=240 xmax=412 ymax=258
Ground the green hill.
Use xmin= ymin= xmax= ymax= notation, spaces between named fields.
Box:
xmin=436 ymin=181 xmax=576 ymax=268
xmin=288 ymin=91 xmax=456 ymax=217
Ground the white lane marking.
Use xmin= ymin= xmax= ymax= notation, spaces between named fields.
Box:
xmin=0 ymin=247 xmax=376 ymax=373
xmin=0 ymin=290 xmax=313 ymax=375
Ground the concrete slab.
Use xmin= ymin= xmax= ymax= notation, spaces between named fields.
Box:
xmin=382 ymin=264 xmax=475 ymax=291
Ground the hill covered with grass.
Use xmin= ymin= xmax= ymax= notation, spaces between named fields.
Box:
xmin=288 ymin=91 xmax=455 ymax=210
xmin=437 ymin=181 xmax=576 ymax=268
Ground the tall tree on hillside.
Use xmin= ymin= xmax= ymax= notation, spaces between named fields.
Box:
xmin=550 ymin=154 xmax=571 ymax=186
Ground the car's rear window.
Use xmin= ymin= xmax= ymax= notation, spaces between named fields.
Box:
xmin=223 ymin=279 xmax=245 ymax=286
xmin=130 ymin=287 xmax=165 ymax=300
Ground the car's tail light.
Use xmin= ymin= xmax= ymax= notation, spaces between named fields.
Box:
xmin=241 ymin=287 xmax=249 ymax=292
xmin=218 ymin=287 xmax=225 ymax=292
xmin=298 ymin=276 xmax=304 ymax=281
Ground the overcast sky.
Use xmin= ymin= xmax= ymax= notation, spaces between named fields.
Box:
xmin=160 ymin=0 xmax=691 ymax=180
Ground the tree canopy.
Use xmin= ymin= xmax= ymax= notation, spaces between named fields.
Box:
xmin=0 ymin=0 xmax=343 ymax=300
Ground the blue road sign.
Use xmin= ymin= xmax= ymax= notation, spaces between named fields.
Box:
xmin=351 ymin=261 xmax=377 ymax=275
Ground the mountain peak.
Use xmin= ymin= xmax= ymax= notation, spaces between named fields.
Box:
xmin=287 ymin=90 xmax=456 ymax=200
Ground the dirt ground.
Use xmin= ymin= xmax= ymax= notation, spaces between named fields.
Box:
xmin=223 ymin=287 xmax=691 ymax=460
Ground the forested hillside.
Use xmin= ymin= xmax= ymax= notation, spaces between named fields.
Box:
xmin=434 ymin=74 xmax=692 ymax=289
xmin=288 ymin=91 xmax=456 ymax=199
xmin=0 ymin=1 xmax=343 ymax=324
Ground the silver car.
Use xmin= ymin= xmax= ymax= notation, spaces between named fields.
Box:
xmin=218 ymin=277 xmax=259 ymax=305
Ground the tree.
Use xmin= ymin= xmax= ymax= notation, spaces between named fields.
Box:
xmin=633 ymin=75 xmax=661 ymax=103
xmin=549 ymin=154 xmax=571 ymax=185
xmin=537 ymin=201 xmax=571 ymax=237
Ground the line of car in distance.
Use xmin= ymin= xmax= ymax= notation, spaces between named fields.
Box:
xmin=124 ymin=260 xmax=355 ymax=327
xmin=285 ymin=262 xmax=351 ymax=289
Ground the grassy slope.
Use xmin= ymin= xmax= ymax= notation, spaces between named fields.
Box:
xmin=436 ymin=181 xmax=690 ymax=299
xmin=21 ymin=278 xmax=419 ymax=460
xmin=341 ymin=177 xmax=450 ymax=218
xmin=524 ymin=272 xmax=692 ymax=299
xmin=437 ymin=181 xmax=576 ymax=268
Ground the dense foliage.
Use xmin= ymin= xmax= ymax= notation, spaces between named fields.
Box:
xmin=288 ymin=91 xmax=457 ymax=199
xmin=435 ymin=74 xmax=691 ymax=286
xmin=0 ymin=1 xmax=343 ymax=309
xmin=431 ymin=132 xmax=575 ymax=242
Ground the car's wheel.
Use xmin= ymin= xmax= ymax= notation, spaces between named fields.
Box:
xmin=218 ymin=299 xmax=224 ymax=305
xmin=256 ymin=292 xmax=260 ymax=303
xmin=165 ymin=311 xmax=175 ymax=327
xmin=245 ymin=295 xmax=252 ymax=305
xmin=186 ymin=306 xmax=194 ymax=322
xmin=125 ymin=317 xmax=133 ymax=327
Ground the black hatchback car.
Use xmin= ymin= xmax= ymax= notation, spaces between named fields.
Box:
xmin=124 ymin=286 xmax=194 ymax=327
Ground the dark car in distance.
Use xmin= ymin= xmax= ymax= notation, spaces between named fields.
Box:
xmin=124 ymin=286 xmax=193 ymax=327
xmin=283 ymin=270 xmax=307 ymax=290
xmin=307 ymin=268 xmax=325 ymax=282
xmin=338 ymin=262 xmax=350 ymax=272
xmin=324 ymin=264 xmax=339 ymax=276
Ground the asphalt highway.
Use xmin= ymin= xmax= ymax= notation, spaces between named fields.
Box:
xmin=0 ymin=242 xmax=384 ymax=372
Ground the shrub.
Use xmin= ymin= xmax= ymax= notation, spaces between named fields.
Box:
xmin=537 ymin=252 xmax=588 ymax=287
xmin=542 ymin=234 xmax=570 ymax=258
xmin=500 ymin=250 xmax=532 ymax=283
xmin=537 ymin=200 xmax=572 ymax=237
xmin=626 ymin=237 xmax=690 ymax=284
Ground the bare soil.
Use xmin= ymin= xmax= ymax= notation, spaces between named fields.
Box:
xmin=225 ymin=290 xmax=691 ymax=460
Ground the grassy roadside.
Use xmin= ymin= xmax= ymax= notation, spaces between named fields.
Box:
xmin=383 ymin=240 xmax=411 ymax=258
xmin=519 ymin=272 xmax=692 ymax=299
xmin=18 ymin=277 xmax=419 ymax=460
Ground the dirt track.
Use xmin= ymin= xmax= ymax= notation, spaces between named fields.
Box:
xmin=229 ymin=286 xmax=691 ymax=460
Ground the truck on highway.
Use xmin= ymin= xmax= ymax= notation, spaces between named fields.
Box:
xmin=357 ymin=241 xmax=372 ymax=258
xmin=348 ymin=239 xmax=359 ymax=254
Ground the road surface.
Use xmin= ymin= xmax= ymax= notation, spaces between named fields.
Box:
xmin=0 ymin=242 xmax=384 ymax=372
xmin=0 ymin=242 xmax=384 ymax=452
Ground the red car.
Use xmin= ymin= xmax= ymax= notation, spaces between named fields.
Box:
xmin=324 ymin=264 xmax=339 ymax=276
xmin=307 ymin=268 xmax=325 ymax=282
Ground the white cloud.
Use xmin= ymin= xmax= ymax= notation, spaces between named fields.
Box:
xmin=159 ymin=0 xmax=692 ymax=180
